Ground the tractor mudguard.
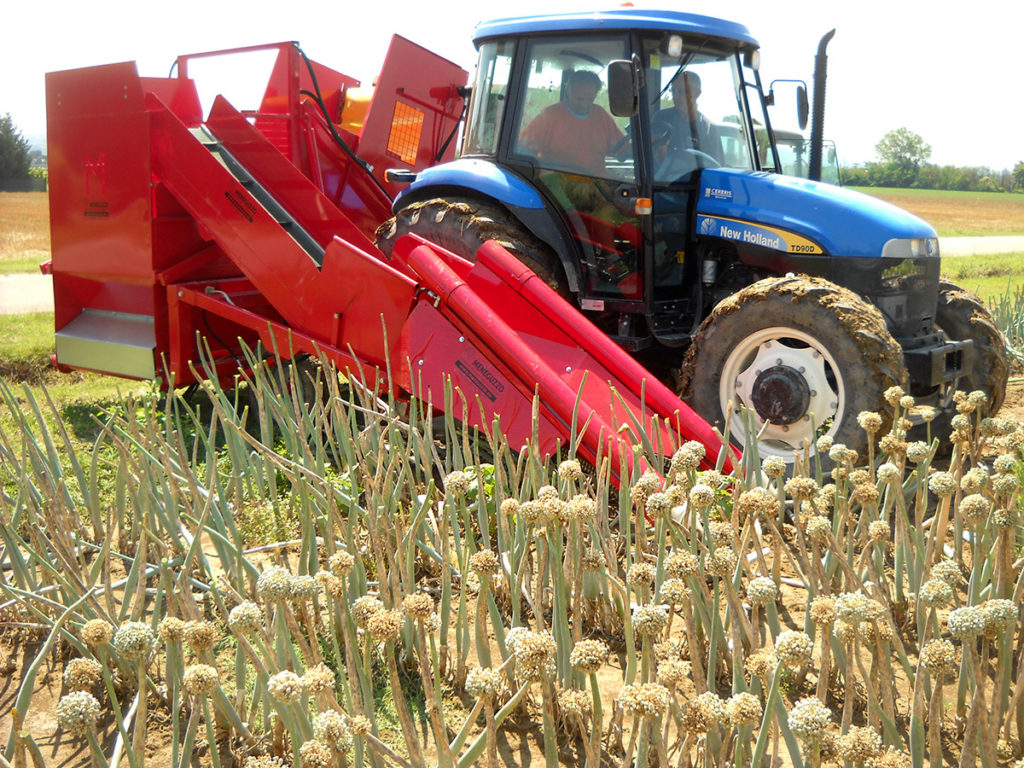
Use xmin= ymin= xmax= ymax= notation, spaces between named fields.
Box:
xmin=396 ymin=159 xmax=583 ymax=292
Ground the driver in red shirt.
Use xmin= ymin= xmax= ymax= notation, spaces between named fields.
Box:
xmin=519 ymin=70 xmax=624 ymax=176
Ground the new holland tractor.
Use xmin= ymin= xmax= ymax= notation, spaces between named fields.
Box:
xmin=376 ymin=8 xmax=1008 ymax=467
xmin=44 ymin=9 xmax=1008 ymax=476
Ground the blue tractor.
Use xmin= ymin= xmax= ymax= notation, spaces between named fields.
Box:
xmin=377 ymin=8 xmax=1008 ymax=468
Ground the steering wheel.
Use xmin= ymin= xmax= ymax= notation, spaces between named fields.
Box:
xmin=651 ymin=119 xmax=721 ymax=181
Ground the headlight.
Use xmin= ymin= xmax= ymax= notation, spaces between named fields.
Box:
xmin=881 ymin=237 xmax=939 ymax=259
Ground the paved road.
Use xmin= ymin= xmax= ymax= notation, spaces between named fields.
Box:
xmin=2 ymin=235 xmax=1023 ymax=316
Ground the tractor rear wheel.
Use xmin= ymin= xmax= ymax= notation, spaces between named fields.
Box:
xmin=680 ymin=275 xmax=906 ymax=470
xmin=375 ymin=197 xmax=567 ymax=292
xmin=935 ymin=279 xmax=1009 ymax=414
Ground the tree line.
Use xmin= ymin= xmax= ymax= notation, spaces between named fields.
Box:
xmin=842 ymin=127 xmax=1024 ymax=193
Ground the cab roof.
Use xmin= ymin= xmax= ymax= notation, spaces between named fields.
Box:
xmin=473 ymin=8 xmax=758 ymax=48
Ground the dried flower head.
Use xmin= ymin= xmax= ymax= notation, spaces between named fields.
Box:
xmin=631 ymin=471 xmax=663 ymax=507
xmin=80 ymin=619 xmax=114 ymax=647
xmin=920 ymin=639 xmax=958 ymax=676
xmin=312 ymin=710 xmax=352 ymax=753
xmin=299 ymin=739 xmax=333 ymax=768
xmin=469 ymin=549 xmax=501 ymax=578
xmin=290 ymin=575 xmax=320 ymax=604
xmin=466 ymin=666 xmax=504 ymax=699
xmin=63 ymin=658 xmax=103 ymax=692
xmin=659 ymin=578 xmax=690 ymax=606
xmin=785 ymin=476 xmax=819 ymax=501
xmin=958 ymin=493 xmax=992 ymax=526
xmin=727 ymin=691 xmax=763 ymax=728
xmin=809 ymin=595 xmax=837 ymax=626
xmin=569 ymin=639 xmax=609 ymax=674
xmin=349 ymin=715 xmax=372 ymax=737
xmin=56 ymin=690 xmax=101 ymax=736
xmin=257 ymin=565 xmax=294 ymax=603
xmin=568 ymin=494 xmax=596 ymax=522
xmin=689 ymin=483 xmax=715 ymax=509
xmin=670 ymin=441 xmax=706 ymax=474
xmin=805 ymin=515 xmax=832 ymax=543
xmin=403 ymin=593 xmax=435 ymax=622
xmin=906 ymin=441 xmax=931 ymax=463
xmin=657 ymin=659 xmax=690 ymax=688
xmin=268 ymin=670 xmax=304 ymax=703
xmin=229 ymin=602 xmax=264 ymax=636
xmin=581 ymin=549 xmax=605 ymax=572
xmin=627 ymin=562 xmax=656 ymax=589
xmin=868 ymin=520 xmax=891 ymax=543
xmin=351 ymin=595 xmax=384 ymax=628
xmin=665 ymin=550 xmax=699 ymax=579
xmin=762 ymin=457 xmax=787 ymax=478
xmin=302 ymin=663 xmax=335 ymax=695
xmin=707 ymin=546 xmax=737 ymax=578
xmin=838 ymin=725 xmax=882 ymax=763
xmin=444 ymin=470 xmax=472 ymax=497
xmin=558 ymin=688 xmax=592 ymax=718
xmin=994 ymin=454 xmax=1018 ymax=474
xmin=883 ymin=386 xmax=905 ymax=407
xmin=328 ymin=550 xmax=355 ymax=576
xmin=745 ymin=649 xmax=778 ymax=682
xmin=918 ymin=579 xmax=953 ymax=609
xmin=736 ymin=487 xmax=777 ymax=521
xmin=858 ymin=411 xmax=884 ymax=435
xmin=983 ymin=599 xmax=1019 ymax=633
xmin=788 ymin=696 xmax=832 ymax=744
xmin=632 ymin=604 xmax=669 ymax=637
xmin=506 ymin=627 xmax=557 ymax=680
xmin=834 ymin=592 xmax=872 ymax=625
xmin=366 ymin=610 xmax=403 ymax=643
xmin=182 ymin=663 xmax=220 ymax=696
xmin=157 ymin=616 xmax=186 ymax=644
xmin=928 ymin=472 xmax=956 ymax=498
xmin=112 ymin=621 xmax=155 ymax=662
xmin=620 ymin=682 xmax=670 ymax=718
xmin=877 ymin=462 xmax=901 ymax=484
xmin=948 ymin=605 xmax=988 ymax=639
xmin=747 ymin=576 xmax=779 ymax=606
xmin=558 ymin=458 xmax=583 ymax=481
xmin=960 ymin=467 xmax=989 ymax=495
xmin=645 ymin=491 xmax=673 ymax=520
xmin=183 ymin=620 xmax=220 ymax=653
xmin=775 ymin=630 xmax=813 ymax=669
xmin=931 ymin=559 xmax=962 ymax=586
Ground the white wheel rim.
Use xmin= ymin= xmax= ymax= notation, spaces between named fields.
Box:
xmin=718 ymin=326 xmax=845 ymax=461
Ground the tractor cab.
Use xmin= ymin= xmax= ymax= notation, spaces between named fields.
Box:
xmin=453 ymin=10 xmax=778 ymax=349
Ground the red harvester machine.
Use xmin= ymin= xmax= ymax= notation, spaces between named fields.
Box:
xmin=45 ymin=39 xmax=732 ymax=482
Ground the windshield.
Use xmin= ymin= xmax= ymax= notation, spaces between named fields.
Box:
xmin=644 ymin=40 xmax=755 ymax=183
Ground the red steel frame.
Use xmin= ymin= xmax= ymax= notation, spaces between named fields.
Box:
xmin=45 ymin=39 xmax=735 ymax=485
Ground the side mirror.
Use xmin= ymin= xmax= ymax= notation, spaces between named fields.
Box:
xmin=607 ymin=59 xmax=639 ymax=117
xmin=796 ymin=84 xmax=809 ymax=131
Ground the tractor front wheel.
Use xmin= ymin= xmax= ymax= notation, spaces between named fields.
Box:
xmin=681 ymin=275 xmax=906 ymax=470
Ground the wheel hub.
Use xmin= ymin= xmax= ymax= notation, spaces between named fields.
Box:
xmin=750 ymin=366 xmax=811 ymax=426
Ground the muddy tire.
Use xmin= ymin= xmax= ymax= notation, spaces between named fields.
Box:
xmin=936 ymin=279 xmax=1009 ymax=414
xmin=680 ymin=275 xmax=906 ymax=469
xmin=375 ymin=197 xmax=567 ymax=292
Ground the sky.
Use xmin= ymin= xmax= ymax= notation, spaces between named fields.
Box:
xmin=4 ymin=0 xmax=1021 ymax=171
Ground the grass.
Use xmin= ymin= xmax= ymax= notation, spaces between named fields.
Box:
xmin=940 ymin=252 xmax=1024 ymax=304
xmin=851 ymin=186 xmax=1024 ymax=236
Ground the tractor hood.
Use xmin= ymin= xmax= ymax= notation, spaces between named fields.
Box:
xmin=695 ymin=169 xmax=939 ymax=259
